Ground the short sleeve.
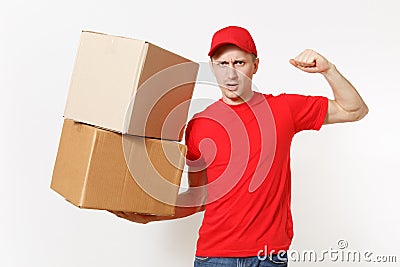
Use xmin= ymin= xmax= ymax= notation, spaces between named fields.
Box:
xmin=283 ymin=94 xmax=328 ymax=133
xmin=184 ymin=118 xmax=206 ymax=168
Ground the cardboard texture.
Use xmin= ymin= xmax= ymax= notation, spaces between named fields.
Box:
xmin=51 ymin=119 xmax=187 ymax=215
xmin=64 ymin=31 xmax=199 ymax=141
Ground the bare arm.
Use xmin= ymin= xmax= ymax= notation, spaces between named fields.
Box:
xmin=290 ymin=49 xmax=369 ymax=124
xmin=109 ymin=167 xmax=208 ymax=224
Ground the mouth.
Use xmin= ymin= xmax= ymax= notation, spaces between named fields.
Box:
xmin=225 ymin=82 xmax=239 ymax=91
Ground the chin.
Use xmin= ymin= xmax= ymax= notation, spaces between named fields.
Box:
xmin=223 ymin=93 xmax=246 ymax=105
xmin=222 ymin=88 xmax=239 ymax=97
xmin=224 ymin=92 xmax=239 ymax=100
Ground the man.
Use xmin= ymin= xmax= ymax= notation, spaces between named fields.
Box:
xmin=111 ymin=26 xmax=368 ymax=267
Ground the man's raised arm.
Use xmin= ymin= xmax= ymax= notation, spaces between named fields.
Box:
xmin=289 ymin=49 xmax=369 ymax=124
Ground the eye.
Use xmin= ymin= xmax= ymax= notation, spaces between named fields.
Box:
xmin=215 ymin=61 xmax=228 ymax=68
xmin=234 ymin=61 xmax=244 ymax=66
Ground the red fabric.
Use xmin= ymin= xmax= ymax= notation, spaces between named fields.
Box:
xmin=185 ymin=92 xmax=328 ymax=257
xmin=208 ymin=26 xmax=258 ymax=57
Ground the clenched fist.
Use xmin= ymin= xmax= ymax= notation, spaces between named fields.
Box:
xmin=289 ymin=49 xmax=334 ymax=74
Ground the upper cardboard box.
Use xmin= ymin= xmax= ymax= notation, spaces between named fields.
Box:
xmin=64 ymin=31 xmax=199 ymax=141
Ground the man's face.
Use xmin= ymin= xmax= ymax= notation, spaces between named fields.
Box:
xmin=210 ymin=44 xmax=259 ymax=105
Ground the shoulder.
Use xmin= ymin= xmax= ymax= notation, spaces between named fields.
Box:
xmin=189 ymin=99 xmax=232 ymax=123
xmin=258 ymin=92 xmax=294 ymax=102
xmin=273 ymin=93 xmax=327 ymax=106
xmin=257 ymin=92 xmax=294 ymax=109
xmin=186 ymin=100 xmax=222 ymax=131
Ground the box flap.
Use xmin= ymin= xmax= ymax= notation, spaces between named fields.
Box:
xmin=122 ymin=43 xmax=149 ymax=133
xmin=127 ymin=43 xmax=199 ymax=140
xmin=51 ymin=120 xmax=95 ymax=206
xmin=123 ymin=135 xmax=186 ymax=209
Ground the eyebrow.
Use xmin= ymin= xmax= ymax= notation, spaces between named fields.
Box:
xmin=213 ymin=58 xmax=247 ymax=63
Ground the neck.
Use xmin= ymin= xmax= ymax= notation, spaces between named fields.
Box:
xmin=222 ymin=91 xmax=254 ymax=105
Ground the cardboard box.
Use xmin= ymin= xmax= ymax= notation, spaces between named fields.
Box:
xmin=64 ymin=30 xmax=199 ymax=141
xmin=51 ymin=119 xmax=186 ymax=215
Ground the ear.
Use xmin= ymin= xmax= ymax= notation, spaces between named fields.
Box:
xmin=253 ymin=58 xmax=259 ymax=74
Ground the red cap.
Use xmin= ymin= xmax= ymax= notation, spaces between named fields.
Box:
xmin=208 ymin=26 xmax=257 ymax=57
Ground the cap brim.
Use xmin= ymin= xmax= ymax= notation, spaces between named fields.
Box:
xmin=208 ymin=41 xmax=253 ymax=57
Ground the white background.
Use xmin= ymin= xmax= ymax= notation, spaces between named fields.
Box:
xmin=1 ymin=0 xmax=399 ymax=266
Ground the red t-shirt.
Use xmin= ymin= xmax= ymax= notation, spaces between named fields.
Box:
xmin=185 ymin=92 xmax=328 ymax=257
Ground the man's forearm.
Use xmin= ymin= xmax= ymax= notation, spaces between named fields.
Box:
xmin=119 ymin=168 xmax=208 ymax=224
xmin=152 ymin=205 xmax=205 ymax=221
xmin=151 ymin=167 xmax=208 ymax=222
xmin=151 ymin=190 xmax=206 ymax=222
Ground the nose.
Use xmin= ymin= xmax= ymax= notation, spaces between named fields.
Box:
xmin=227 ymin=64 xmax=238 ymax=80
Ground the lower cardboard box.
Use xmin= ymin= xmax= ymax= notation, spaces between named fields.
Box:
xmin=51 ymin=119 xmax=186 ymax=216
